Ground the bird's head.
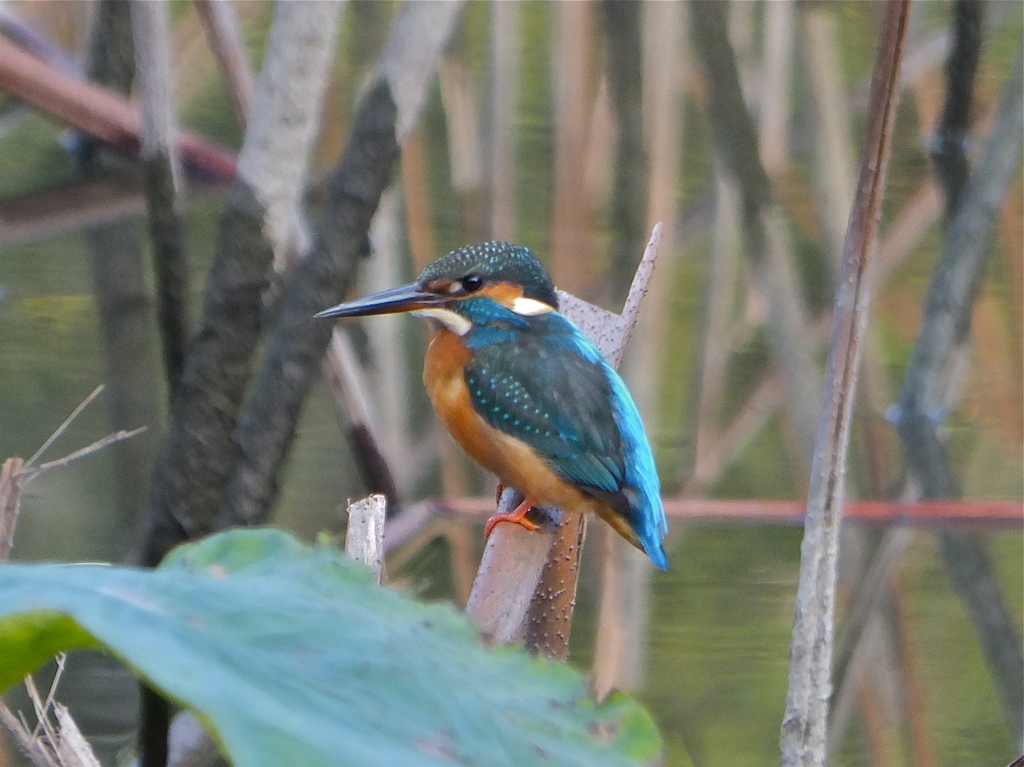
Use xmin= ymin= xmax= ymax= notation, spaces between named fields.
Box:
xmin=316 ymin=242 xmax=558 ymax=334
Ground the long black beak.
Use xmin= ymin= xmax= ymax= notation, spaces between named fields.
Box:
xmin=315 ymin=282 xmax=444 ymax=319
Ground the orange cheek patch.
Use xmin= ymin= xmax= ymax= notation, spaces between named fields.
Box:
xmin=479 ymin=282 xmax=524 ymax=308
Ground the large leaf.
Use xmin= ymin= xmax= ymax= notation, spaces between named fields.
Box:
xmin=0 ymin=529 xmax=660 ymax=766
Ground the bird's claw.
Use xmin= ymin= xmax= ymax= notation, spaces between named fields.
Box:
xmin=484 ymin=496 xmax=542 ymax=537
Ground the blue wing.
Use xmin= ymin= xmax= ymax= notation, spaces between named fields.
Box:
xmin=463 ymin=308 xmax=668 ymax=568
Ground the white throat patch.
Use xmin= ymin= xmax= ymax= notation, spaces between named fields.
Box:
xmin=510 ymin=297 xmax=555 ymax=316
xmin=412 ymin=307 xmax=472 ymax=336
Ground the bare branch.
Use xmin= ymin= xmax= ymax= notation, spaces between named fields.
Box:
xmin=137 ymin=1 xmax=342 ymax=564
xmin=23 ymin=428 xmax=147 ymax=485
xmin=218 ymin=1 xmax=464 ymax=529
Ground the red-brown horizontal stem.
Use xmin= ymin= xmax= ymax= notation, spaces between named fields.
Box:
xmin=0 ymin=34 xmax=236 ymax=179
xmin=438 ymin=497 xmax=1023 ymax=527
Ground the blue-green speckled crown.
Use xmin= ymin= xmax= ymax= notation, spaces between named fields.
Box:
xmin=418 ymin=242 xmax=558 ymax=309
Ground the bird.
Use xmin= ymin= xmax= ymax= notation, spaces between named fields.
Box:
xmin=316 ymin=242 xmax=668 ymax=569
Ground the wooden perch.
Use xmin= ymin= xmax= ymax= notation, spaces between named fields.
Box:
xmin=465 ymin=225 xmax=662 ymax=651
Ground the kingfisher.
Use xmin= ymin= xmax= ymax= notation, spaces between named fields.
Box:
xmin=316 ymin=242 xmax=668 ymax=569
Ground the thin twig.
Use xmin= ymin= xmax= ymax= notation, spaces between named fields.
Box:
xmin=2 ymin=385 xmax=145 ymax=560
xmin=26 ymin=386 xmax=104 ymax=468
xmin=0 ymin=657 xmax=101 ymax=767
xmin=27 ymin=657 xmax=63 ymax=741
xmin=23 ymin=428 xmax=147 ymax=486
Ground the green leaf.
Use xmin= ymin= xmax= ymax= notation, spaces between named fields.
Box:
xmin=0 ymin=529 xmax=661 ymax=767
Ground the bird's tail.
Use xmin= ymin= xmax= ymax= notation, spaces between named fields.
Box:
xmin=595 ymin=505 xmax=669 ymax=570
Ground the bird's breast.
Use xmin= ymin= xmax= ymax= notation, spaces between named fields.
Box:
xmin=422 ymin=328 xmax=592 ymax=513
xmin=423 ymin=328 xmax=473 ymax=414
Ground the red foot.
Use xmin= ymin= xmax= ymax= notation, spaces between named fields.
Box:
xmin=485 ymin=495 xmax=542 ymax=537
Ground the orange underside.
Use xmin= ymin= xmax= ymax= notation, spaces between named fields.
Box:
xmin=422 ymin=327 xmax=644 ymax=551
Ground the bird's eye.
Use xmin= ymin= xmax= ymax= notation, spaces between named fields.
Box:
xmin=461 ymin=275 xmax=483 ymax=293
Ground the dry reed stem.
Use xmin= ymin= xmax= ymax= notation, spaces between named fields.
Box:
xmin=194 ymin=0 xmax=255 ymax=129
xmin=780 ymin=3 xmax=911 ymax=765
xmin=489 ymin=0 xmax=519 ymax=241
xmin=0 ymin=658 xmax=101 ymax=767
xmin=550 ymin=0 xmax=598 ymax=298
